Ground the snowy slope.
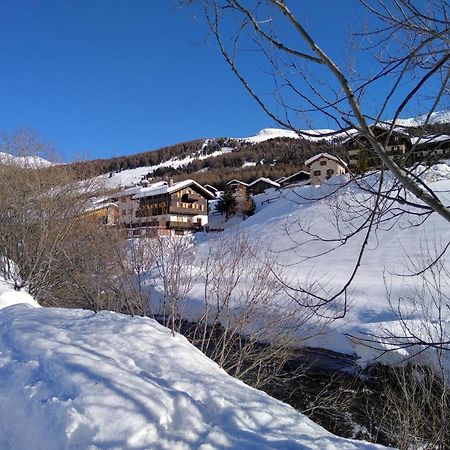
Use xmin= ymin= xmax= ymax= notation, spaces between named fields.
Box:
xmin=0 ymin=282 xmax=386 ymax=450
xmin=91 ymin=110 xmax=449 ymax=190
xmin=96 ymin=146 xmax=232 ymax=190
xmin=395 ymin=110 xmax=450 ymax=127
xmin=241 ymin=127 xmax=336 ymax=143
xmin=0 ymin=152 xmax=53 ymax=168
xmin=193 ymin=162 xmax=450 ymax=370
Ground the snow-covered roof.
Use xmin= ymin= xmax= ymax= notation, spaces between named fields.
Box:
xmin=204 ymin=184 xmax=219 ymax=192
xmin=281 ymin=170 xmax=310 ymax=183
xmin=134 ymin=179 xmax=215 ymax=200
xmin=227 ymin=179 xmax=249 ymax=186
xmin=304 ymin=153 xmax=347 ymax=167
xmin=410 ymin=134 xmax=450 ymax=146
xmin=85 ymin=201 xmax=118 ymax=214
xmin=115 ymin=179 xmax=215 ymax=200
xmin=248 ymin=177 xmax=280 ymax=188
xmin=275 ymin=176 xmax=286 ymax=183
xmin=340 ymin=125 xmax=411 ymax=144
xmin=371 ymin=123 xmax=411 ymax=136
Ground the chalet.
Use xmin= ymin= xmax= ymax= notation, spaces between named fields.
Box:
xmin=410 ymin=134 xmax=450 ymax=163
xmin=345 ymin=125 xmax=450 ymax=172
xmin=85 ymin=199 xmax=118 ymax=226
xmin=305 ymin=153 xmax=347 ymax=185
xmin=248 ymin=177 xmax=280 ymax=195
xmin=204 ymin=184 xmax=221 ymax=198
xmin=114 ymin=179 xmax=215 ymax=236
xmin=278 ymin=170 xmax=310 ymax=187
xmin=344 ymin=126 xmax=411 ymax=172
xmin=226 ymin=179 xmax=249 ymax=197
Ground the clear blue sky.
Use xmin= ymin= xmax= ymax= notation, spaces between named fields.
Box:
xmin=0 ymin=1 xmax=441 ymax=161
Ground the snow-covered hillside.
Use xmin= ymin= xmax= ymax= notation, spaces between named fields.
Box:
xmin=0 ymin=281 xmax=386 ymax=450
xmin=0 ymin=151 xmax=53 ymax=168
xmin=96 ymin=146 xmax=233 ymax=190
xmin=240 ymin=110 xmax=450 ymax=143
xmin=240 ymin=127 xmax=336 ymax=143
xmin=192 ymin=162 xmax=450 ymax=373
xmin=396 ymin=110 xmax=450 ymax=127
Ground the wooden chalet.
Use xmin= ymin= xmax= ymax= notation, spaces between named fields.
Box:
xmin=277 ymin=170 xmax=310 ymax=187
xmin=226 ymin=179 xmax=249 ymax=197
xmin=248 ymin=177 xmax=280 ymax=195
xmin=345 ymin=126 xmax=411 ymax=172
xmin=85 ymin=199 xmax=118 ymax=226
xmin=410 ymin=134 xmax=450 ymax=163
xmin=114 ymin=179 xmax=215 ymax=237
xmin=345 ymin=125 xmax=450 ymax=172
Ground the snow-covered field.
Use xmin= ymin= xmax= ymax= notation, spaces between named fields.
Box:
xmin=190 ymin=162 xmax=450 ymax=373
xmin=0 ymin=280 xmax=387 ymax=449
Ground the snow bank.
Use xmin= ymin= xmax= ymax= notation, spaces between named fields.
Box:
xmin=0 ymin=276 xmax=40 ymax=310
xmin=0 ymin=304 xmax=387 ymax=449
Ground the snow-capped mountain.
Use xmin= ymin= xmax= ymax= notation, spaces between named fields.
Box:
xmin=82 ymin=110 xmax=449 ymax=191
xmin=240 ymin=127 xmax=336 ymax=143
xmin=395 ymin=110 xmax=450 ymax=127
xmin=0 ymin=151 xmax=53 ymax=168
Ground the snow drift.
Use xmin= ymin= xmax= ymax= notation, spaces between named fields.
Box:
xmin=0 ymin=278 xmax=386 ymax=449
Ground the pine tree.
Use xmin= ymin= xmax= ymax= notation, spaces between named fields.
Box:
xmin=216 ymin=189 xmax=237 ymax=219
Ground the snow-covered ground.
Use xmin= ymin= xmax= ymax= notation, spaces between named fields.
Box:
xmin=0 ymin=280 xmax=387 ymax=449
xmin=240 ymin=127 xmax=339 ymax=143
xmin=395 ymin=110 xmax=450 ymax=127
xmin=96 ymin=146 xmax=232 ymax=190
xmin=190 ymin=162 xmax=450 ymax=373
xmin=0 ymin=151 xmax=53 ymax=168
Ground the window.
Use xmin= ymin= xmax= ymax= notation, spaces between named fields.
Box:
xmin=326 ymin=169 xmax=334 ymax=179
xmin=313 ymin=170 xmax=321 ymax=176
xmin=320 ymin=160 xmax=327 ymax=166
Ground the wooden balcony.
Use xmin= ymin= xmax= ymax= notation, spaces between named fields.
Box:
xmin=169 ymin=206 xmax=206 ymax=216
xmin=166 ymin=221 xmax=202 ymax=230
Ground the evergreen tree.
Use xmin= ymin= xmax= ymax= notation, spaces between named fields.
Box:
xmin=216 ymin=189 xmax=237 ymax=219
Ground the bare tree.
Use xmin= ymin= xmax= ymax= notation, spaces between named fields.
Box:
xmin=180 ymin=0 xmax=450 ymax=313
xmin=0 ymin=129 xmax=129 ymax=312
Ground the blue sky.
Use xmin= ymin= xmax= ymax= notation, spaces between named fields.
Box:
xmin=0 ymin=1 xmax=443 ymax=161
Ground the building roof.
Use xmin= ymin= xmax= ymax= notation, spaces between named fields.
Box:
xmin=85 ymin=201 xmax=118 ymax=214
xmin=115 ymin=179 xmax=215 ymax=201
xmin=248 ymin=177 xmax=280 ymax=188
xmin=340 ymin=124 xmax=410 ymax=144
xmin=204 ymin=184 xmax=219 ymax=193
xmin=280 ymin=170 xmax=310 ymax=183
xmin=226 ymin=179 xmax=249 ymax=186
xmin=304 ymin=153 xmax=347 ymax=167
xmin=410 ymin=134 xmax=450 ymax=147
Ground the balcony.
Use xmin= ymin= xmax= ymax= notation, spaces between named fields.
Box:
xmin=169 ymin=206 xmax=206 ymax=216
xmin=166 ymin=221 xmax=202 ymax=230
